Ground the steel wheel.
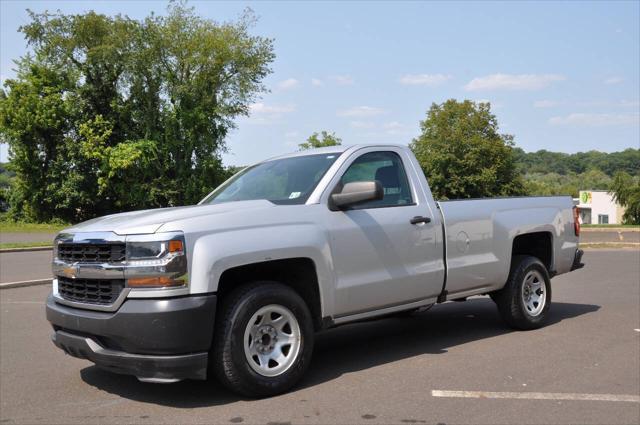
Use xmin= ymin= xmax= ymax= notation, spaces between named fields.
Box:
xmin=243 ymin=304 xmax=301 ymax=377
xmin=521 ymin=270 xmax=546 ymax=317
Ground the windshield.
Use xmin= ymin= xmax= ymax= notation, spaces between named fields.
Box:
xmin=201 ymin=153 xmax=341 ymax=205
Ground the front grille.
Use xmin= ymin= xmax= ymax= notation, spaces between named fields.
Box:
xmin=58 ymin=243 xmax=125 ymax=263
xmin=58 ymin=277 xmax=125 ymax=305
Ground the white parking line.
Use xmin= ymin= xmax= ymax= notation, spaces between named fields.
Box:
xmin=0 ymin=301 xmax=44 ymax=304
xmin=0 ymin=278 xmax=52 ymax=289
xmin=431 ymin=390 xmax=640 ymax=403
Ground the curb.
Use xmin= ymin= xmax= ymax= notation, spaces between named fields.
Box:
xmin=581 ymin=243 xmax=639 ymax=250
xmin=581 ymin=247 xmax=640 ymax=251
xmin=0 ymin=246 xmax=53 ymax=253
xmin=582 ymin=228 xmax=640 ymax=232
xmin=581 ymin=242 xmax=640 ymax=245
xmin=0 ymin=278 xmax=52 ymax=289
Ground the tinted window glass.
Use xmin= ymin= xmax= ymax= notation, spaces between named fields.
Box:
xmin=340 ymin=151 xmax=413 ymax=208
xmin=202 ymin=153 xmax=340 ymax=205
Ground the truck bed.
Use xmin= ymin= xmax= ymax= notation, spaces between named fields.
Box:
xmin=438 ymin=196 xmax=578 ymax=299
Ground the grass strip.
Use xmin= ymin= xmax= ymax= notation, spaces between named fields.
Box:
xmin=0 ymin=241 xmax=54 ymax=250
xmin=0 ymin=221 xmax=67 ymax=233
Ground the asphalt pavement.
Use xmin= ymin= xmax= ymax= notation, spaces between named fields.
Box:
xmin=0 ymin=250 xmax=52 ymax=283
xmin=580 ymin=230 xmax=640 ymax=243
xmin=0 ymin=250 xmax=639 ymax=424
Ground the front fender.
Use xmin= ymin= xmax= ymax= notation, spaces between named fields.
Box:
xmin=188 ymin=223 xmax=335 ymax=317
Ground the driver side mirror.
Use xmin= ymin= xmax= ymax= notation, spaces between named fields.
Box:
xmin=330 ymin=181 xmax=383 ymax=210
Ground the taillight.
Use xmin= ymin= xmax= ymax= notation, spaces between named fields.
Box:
xmin=573 ymin=206 xmax=580 ymax=236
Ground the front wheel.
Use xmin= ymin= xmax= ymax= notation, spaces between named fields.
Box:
xmin=492 ymin=255 xmax=551 ymax=330
xmin=211 ymin=282 xmax=314 ymax=397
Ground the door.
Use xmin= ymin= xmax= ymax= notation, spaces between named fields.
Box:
xmin=325 ymin=149 xmax=444 ymax=317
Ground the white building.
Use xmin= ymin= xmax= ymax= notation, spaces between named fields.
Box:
xmin=575 ymin=190 xmax=626 ymax=225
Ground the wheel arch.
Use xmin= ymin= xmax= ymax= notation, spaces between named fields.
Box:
xmin=216 ymin=257 xmax=325 ymax=331
xmin=511 ymin=231 xmax=554 ymax=273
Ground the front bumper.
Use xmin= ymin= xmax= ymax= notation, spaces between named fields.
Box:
xmin=52 ymin=330 xmax=208 ymax=381
xmin=46 ymin=293 xmax=217 ymax=381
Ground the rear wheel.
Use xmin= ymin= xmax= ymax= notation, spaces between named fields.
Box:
xmin=492 ymin=255 xmax=551 ymax=330
xmin=211 ymin=282 xmax=314 ymax=397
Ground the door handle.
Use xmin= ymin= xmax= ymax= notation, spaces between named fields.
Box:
xmin=410 ymin=216 xmax=431 ymax=225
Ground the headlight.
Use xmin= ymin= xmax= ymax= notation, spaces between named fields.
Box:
xmin=125 ymin=232 xmax=187 ymax=288
xmin=52 ymin=237 xmax=60 ymax=259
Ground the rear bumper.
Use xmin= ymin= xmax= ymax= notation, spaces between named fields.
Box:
xmin=46 ymin=292 xmax=217 ymax=381
xmin=570 ymin=249 xmax=585 ymax=271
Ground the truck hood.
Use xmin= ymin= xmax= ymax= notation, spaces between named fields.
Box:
xmin=63 ymin=200 xmax=276 ymax=235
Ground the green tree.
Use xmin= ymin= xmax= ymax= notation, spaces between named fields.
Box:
xmin=298 ymin=131 xmax=342 ymax=150
xmin=610 ymin=172 xmax=640 ymax=224
xmin=410 ymin=100 xmax=524 ymax=200
xmin=513 ymin=147 xmax=640 ymax=177
xmin=0 ymin=63 xmax=79 ymax=220
xmin=0 ymin=161 xmax=14 ymax=212
xmin=522 ymin=169 xmax=612 ymax=198
xmin=0 ymin=3 xmax=274 ymax=222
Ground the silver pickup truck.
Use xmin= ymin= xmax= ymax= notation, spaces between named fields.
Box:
xmin=46 ymin=144 xmax=584 ymax=396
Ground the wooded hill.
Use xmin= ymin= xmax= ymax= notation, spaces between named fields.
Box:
xmin=514 ymin=148 xmax=638 ymax=176
xmin=514 ymin=148 xmax=639 ymax=197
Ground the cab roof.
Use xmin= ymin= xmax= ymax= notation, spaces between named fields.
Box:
xmin=264 ymin=143 xmax=407 ymax=162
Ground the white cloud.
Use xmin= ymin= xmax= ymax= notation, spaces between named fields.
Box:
xmin=350 ymin=121 xmax=375 ymax=129
xmin=383 ymin=121 xmax=414 ymax=136
xmin=570 ymin=99 xmax=640 ymax=108
xmin=284 ymin=131 xmax=300 ymax=138
xmin=337 ymin=106 xmax=386 ymax=117
xmin=549 ymin=113 xmax=639 ymax=126
xmin=311 ymin=78 xmax=323 ymax=87
xmin=534 ymin=100 xmax=560 ymax=108
xmin=575 ymin=100 xmax=611 ymax=107
xmin=399 ymin=73 xmax=452 ymax=86
xmin=464 ymin=73 xmax=566 ymax=91
xmin=383 ymin=121 xmax=404 ymax=135
xmin=383 ymin=121 xmax=403 ymax=130
xmin=248 ymin=103 xmax=296 ymax=124
xmin=604 ymin=76 xmax=623 ymax=85
xmin=277 ymin=78 xmax=299 ymax=90
xmin=250 ymin=103 xmax=296 ymax=114
xmin=347 ymin=120 xmax=413 ymax=135
xmin=330 ymin=75 xmax=354 ymax=85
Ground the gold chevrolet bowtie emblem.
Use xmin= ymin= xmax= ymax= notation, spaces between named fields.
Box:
xmin=62 ymin=264 xmax=79 ymax=279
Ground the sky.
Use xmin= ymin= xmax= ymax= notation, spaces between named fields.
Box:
xmin=1 ymin=0 xmax=639 ymax=166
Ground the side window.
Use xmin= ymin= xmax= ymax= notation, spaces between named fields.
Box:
xmin=339 ymin=151 xmax=413 ymax=208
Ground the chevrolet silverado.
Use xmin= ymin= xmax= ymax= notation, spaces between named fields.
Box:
xmin=46 ymin=144 xmax=584 ymax=397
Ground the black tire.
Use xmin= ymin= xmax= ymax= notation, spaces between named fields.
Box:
xmin=211 ymin=282 xmax=314 ymax=397
xmin=493 ymin=255 xmax=551 ymax=330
